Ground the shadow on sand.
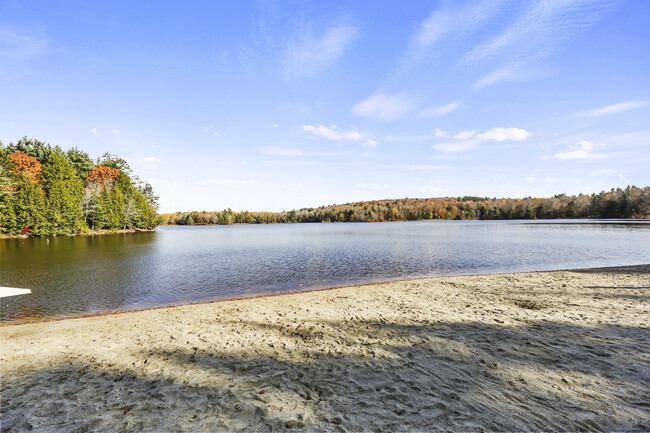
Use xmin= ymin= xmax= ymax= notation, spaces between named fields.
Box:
xmin=2 ymin=316 xmax=649 ymax=432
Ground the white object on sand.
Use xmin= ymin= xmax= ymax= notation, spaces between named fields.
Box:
xmin=0 ymin=287 xmax=31 ymax=298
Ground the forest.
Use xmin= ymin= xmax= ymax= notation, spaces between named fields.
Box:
xmin=0 ymin=137 xmax=161 ymax=236
xmin=161 ymin=186 xmax=650 ymax=226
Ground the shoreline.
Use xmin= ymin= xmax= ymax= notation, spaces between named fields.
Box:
xmin=0 ymin=227 xmax=157 ymax=240
xmin=161 ymin=217 xmax=650 ymax=227
xmin=3 ymin=263 xmax=649 ymax=327
xmin=2 ymin=265 xmax=649 ymax=431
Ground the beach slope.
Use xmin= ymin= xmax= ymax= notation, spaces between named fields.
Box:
xmin=1 ymin=266 xmax=649 ymax=431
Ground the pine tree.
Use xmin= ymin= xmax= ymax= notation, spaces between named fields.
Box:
xmin=41 ymin=153 xmax=84 ymax=235
xmin=0 ymin=166 xmax=17 ymax=234
xmin=13 ymin=175 xmax=46 ymax=236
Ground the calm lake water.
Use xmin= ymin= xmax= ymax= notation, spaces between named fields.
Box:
xmin=2 ymin=220 xmax=649 ymax=324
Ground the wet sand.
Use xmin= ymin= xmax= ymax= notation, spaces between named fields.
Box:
xmin=1 ymin=265 xmax=649 ymax=431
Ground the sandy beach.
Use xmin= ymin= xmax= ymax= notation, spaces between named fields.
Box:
xmin=1 ymin=265 xmax=649 ymax=432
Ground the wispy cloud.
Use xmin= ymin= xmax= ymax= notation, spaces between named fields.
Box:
xmin=90 ymin=128 xmax=99 ymax=137
xmin=419 ymin=101 xmax=461 ymax=118
xmin=463 ymin=0 xmax=612 ymax=65
xmin=404 ymin=0 xmax=507 ymax=67
xmin=566 ymin=100 xmax=649 ymax=119
xmin=302 ymin=124 xmax=365 ymax=143
xmin=462 ymin=0 xmax=614 ymax=88
xmin=473 ymin=61 xmax=545 ymax=88
xmin=552 ymin=140 xmax=605 ymax=160
xmin=0 ymin=27 xmax=48 ymax=61
xmin=111 ymin=129 xmax=120 ymax=135
xmin=352 ymin=92 xmax=418 ymax=121
xmin=590 ymin=100 xmax=649 ymax=117
xmin=284 ymin=23 xmax=359 ymax=79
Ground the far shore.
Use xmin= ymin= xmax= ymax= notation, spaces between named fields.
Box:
xmin=1 ymin=265 xmax=649 ymax=431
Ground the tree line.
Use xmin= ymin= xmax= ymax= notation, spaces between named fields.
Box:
xmin=161 ymin=186 xmax=650 ymax=226
xmin=0 ymin=137 xmax=161 ymax=236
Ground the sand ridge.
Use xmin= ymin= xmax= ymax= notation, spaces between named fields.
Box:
xmin=1 ymin=266 xmax=649 ymax=431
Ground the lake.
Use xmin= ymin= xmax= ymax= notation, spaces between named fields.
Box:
xmin=2 ymin=220 xmax=649 ymax=324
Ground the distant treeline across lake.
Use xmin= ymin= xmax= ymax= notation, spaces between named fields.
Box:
xmin=162 ymin=186 xmax=650 ymax=225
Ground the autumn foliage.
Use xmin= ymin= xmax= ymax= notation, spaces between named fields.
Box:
xmin=161 ymin=186 xmax=650 ymax=225
xmin=1 ymin=139 xmax=162 ymax=236
xmin=9 ymin=151 xmax=42 ymax=183
xmin=86 ymin=165 xmax=120 ymax=188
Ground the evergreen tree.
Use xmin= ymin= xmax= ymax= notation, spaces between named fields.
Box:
xmin=5 ymin=137 xmax=58 ymax=164
xmin=0 ymin=166 xmax=17 ymax=233
xmin=41 ymin=152 xmax=84 ymax=235
xmin=66 ymin=147 xmax=95 ymax=180
xmin=13 ymin=175 xmax=46 ymax=236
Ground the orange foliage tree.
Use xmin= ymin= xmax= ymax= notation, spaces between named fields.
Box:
xmin=8 ymin=151 xmax=42 ymax=183
xmin=86 ymin=165 xmax=120 ymax=188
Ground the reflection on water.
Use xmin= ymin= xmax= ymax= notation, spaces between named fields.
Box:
xmin=2 ymin=220 xmax=649 ymax=324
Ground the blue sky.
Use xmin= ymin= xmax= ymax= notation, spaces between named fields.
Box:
xmin=1 ymin=0 xmax=648 ymax=213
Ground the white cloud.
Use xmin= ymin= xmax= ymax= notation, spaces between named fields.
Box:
xmin=525 ymin=177 xmax=536 ymax=183
xmin=590 ymin=100 xmax=649 ymax=117
xmin=302 ymin=124 xmax=362 ymax=142
xmin=272 ymin=123 xmax=278 ymax=128
xmin=362 ymin=139 xmax=378 ymax=148
xmin=213 ymin=132 xmax=221 ymax=136
xmin=544 ymin=177 xmax=557 ymax=183
xmin=352 ymin=92 xmax=418 ymax=121
xmin=198 ymin=178 xmax=262 ymax=186
xmin=553 ymin=140 xmax=604 ymax=160
xmin=419 ymin=101 xmax=460 ymax=117
xmin=284 ymin=23 xmax=359 ymax=79
xmin=432 ymin=128 xmax=448 ymax=137
xmin=111 ymin=129 xmax=120 ymax=135
xmin=435 ymin=127 xmax=531 ymax=153
xmin=90 ymin=128 xmax=99 ymax=137
xmin=453 ymin=130 xmax=477 ymax=140
xmin=476 ymin=127 xmax=531 ymax=142
xmin=262 ymin=148 xmax=306 ymax=156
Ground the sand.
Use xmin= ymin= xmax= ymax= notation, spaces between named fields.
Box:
xmin=1 ymin=265 xmax=649 ymax=432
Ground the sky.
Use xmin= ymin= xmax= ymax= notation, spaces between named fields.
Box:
xmin=1 ymin=0 xmax=649 ymax=213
